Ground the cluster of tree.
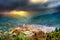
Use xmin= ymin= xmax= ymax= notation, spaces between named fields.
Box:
xmin=0 ymin=29 xmax=46 ymax=40
xmin=1 ymin=27 xmax=60 ymax=40
xmin=46 ymin=28 xmax=60 ymax=40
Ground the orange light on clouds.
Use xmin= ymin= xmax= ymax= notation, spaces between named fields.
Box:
xmin=5 ymin=10 xmax=29 ymax=17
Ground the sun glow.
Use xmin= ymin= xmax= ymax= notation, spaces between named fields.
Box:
xmin=8 ymin=10 xmax=29 ymax=17
xmin=30 ymin=0 xmax=48 ymax=3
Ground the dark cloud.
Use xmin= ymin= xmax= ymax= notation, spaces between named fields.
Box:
xmin=0 ymin=0 xmax=29 ymax=11
xmin=0 ymin=0 xmax=60 ymax=12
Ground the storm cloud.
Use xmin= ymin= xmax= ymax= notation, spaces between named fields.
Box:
xmin=0 ymin=0 xmax=60 ymax=12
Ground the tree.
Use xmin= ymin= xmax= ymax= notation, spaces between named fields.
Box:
xmin=59 ymin=28 xmax=60 ymax=31
xmin=55 ymin=28 xmax=58 ymax=32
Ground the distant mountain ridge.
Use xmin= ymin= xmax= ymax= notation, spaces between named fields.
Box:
xmin=30 ymin=11 xmax=60 ymax=27
xmin=0 ymin=12 xmax=60 ymax=31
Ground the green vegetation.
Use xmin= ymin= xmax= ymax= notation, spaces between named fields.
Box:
xmin=0 ymin=26 xmax=60 ymax=40
xmin=0 ymin=28 xmax=46 ymax=40
xmin=46 ymin=28 xmax=60 ymax=40
xmin=38 ymin=38 xmax=46 ymax=40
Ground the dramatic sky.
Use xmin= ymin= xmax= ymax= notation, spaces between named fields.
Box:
xmin=0 ymin=0 xmax=60 ymax=12
xmin=0 ymin=0 xmax=59 ymax=17
xmin=0 ymin=0 xmax=60 ymax=28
